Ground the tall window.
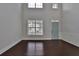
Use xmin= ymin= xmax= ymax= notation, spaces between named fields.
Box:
xmin=28 ymin=20 xmax=43 ymax=35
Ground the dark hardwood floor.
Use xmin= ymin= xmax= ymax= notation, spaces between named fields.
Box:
xmin=1 ymin=40 xmax=79 ymax=56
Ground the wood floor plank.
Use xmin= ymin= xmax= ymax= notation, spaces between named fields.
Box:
xmin=1 ymin=40 xmax=79 ymax=56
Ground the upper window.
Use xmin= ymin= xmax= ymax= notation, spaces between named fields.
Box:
xmin=52 ymin=3 xmax=58 ymax=9
xmin=28 ymin=3 xmax=35 ymax=8
xmin=36 ymin=3 xmax=43 ymax=8
xmin=28 ymin=3 xmax=43 ymax=8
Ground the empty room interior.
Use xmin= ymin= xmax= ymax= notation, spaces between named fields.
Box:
xmin=0 ymin=3 xmax=79 ymax=56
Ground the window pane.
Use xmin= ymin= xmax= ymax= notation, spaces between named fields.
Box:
xmin=28 ymin=28 xmax=35 ymax=35
xmin=52 ymin=4 xmax=58 ymax=9
xmin=28 ymin=3 xmax=35 ymax=8
xmin=36 ymin=3 xmax=43 ymax=8
xmin=28 ymin=20 xmax=43 ymax=35
xmin=28 ymin=20 xmax=35 ymax=27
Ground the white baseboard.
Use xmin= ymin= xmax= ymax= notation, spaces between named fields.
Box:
xmin=22 ymin=37 xmax=61 ymax=40
xmin=61 ymin=32 xmax=79 ymax=47
xmin=23 ymin=38 xmax=52 ymax=40
xmin=0 ymin=39 xmax=21 ymax=55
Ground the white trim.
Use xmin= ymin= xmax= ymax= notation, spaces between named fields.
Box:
xmin=22 ymin=37 xmax=61 ymax=40
xmin=59 ymin=32 xmax=62 ymax=39
xmin=0 ymin=39 xmax=21 ymax=55
xmin=61 ymin=32 xmax=79 ymax=47
xmin=23 ymin=38 xmax=52 ymax=40
xmin=51 ymin=20 xmax=59 ymax=22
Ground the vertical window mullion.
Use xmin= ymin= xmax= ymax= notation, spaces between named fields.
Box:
xmin=35 ymin=20 xmax=36 ymax=35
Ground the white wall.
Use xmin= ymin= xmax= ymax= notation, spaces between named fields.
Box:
xmin=0 ymin=3 xmax=22 ymax=53
xmin=62 ymin=3 xmax=79 ymax=47
xmin=22 ymin=3 xmax=62 ymax=39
